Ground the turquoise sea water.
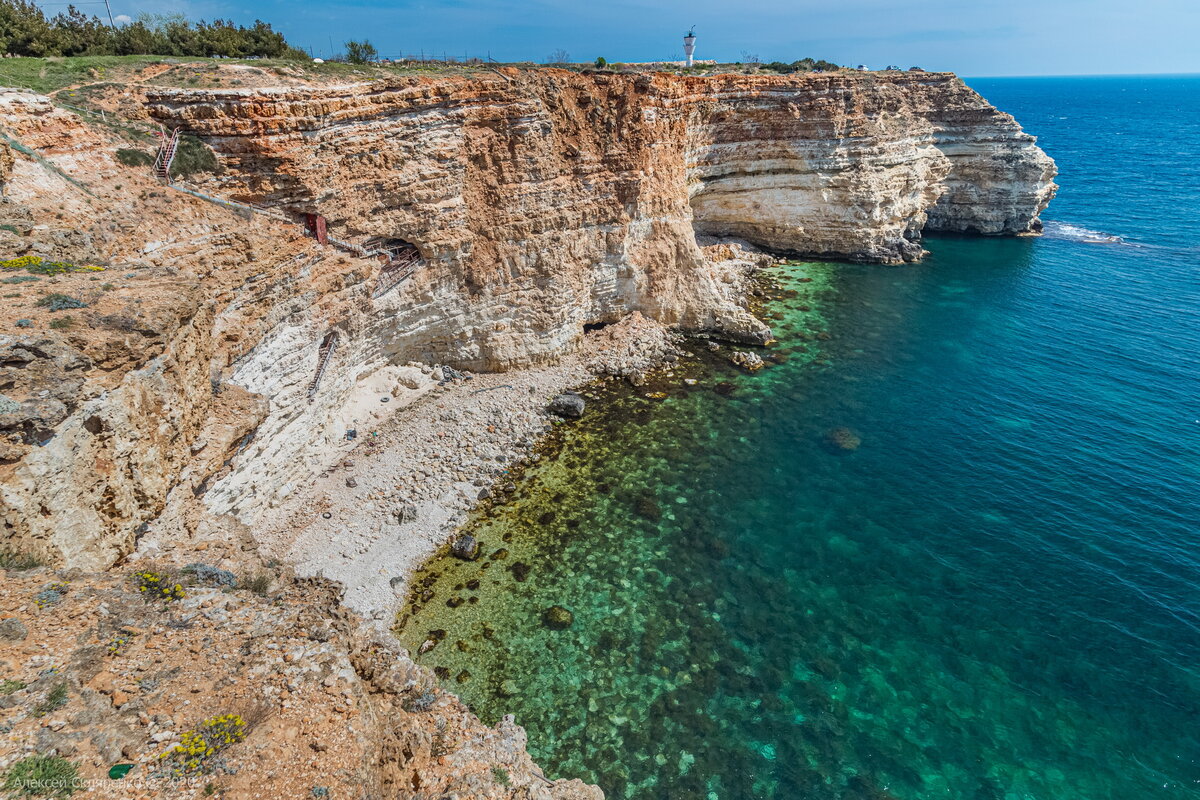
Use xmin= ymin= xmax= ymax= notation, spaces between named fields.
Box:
xmin=399 ymin=75 xmax=1200 ymax=799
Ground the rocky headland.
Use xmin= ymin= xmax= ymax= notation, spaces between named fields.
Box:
xmin=0 ymin=63 xmax=1054 ymax=797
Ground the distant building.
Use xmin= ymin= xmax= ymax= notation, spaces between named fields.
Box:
xmin=857 ymin=64 xmax=869 ymax=71
xmin=908 ymin=66 xmax=924 ymax=72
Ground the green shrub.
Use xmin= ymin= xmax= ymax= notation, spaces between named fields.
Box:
xmin=1 ymin=275 xmax=40 ymax=283
xmin=241 ymin=573 xmax=271 ymax=596
xmin=33 ymin=682 xmax=68 ymax=717
xmin=169 ymin=136 xmax=221 ymax=180
xmin=2 ymin=754 xmax=79 ymax=798
xmin=0 ymin=678 xmax=26 ymax=695
xmin=0 ymin=256 xmax=103 ymax=276
xmin=35 ymin=293 xmax=87 ymax=311
xmin=115 ymin=148 xmax=153 ymax=167
xmin=48 ymin=316 xmax=74 ymax=330
xmin=491 ymin=766 xmax=511 ymax=788
xmin=0 ymin=550 xmax=42 ymax=569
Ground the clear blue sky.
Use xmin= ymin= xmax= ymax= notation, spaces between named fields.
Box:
xmin=98 ymin=0 xmax=1200 ymax=76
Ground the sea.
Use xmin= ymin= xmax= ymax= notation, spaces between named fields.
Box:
xmin=398 ymin=74 xmax=1200 ymax=800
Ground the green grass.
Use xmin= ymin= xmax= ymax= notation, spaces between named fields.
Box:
xmin=0 ymin=678 xmax=27 ymax=695
xmin=32 ymin=683 xmax=68 ymax=717
xmin=0 ymin=55 xmax=173 ymax=94
xmin=115 ymin=148 xmax=154 ymax=168
xmin=170 ymin=135 xmax=220 ymax=180
xmin=3 ymin=754 xmax=79 ymax=798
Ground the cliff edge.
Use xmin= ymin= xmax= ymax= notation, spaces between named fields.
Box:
xmin=0 ymin=64 xmax=1053 ymax=798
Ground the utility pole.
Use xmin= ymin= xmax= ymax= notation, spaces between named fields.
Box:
xmin=101 ymin=0 xmax=115 ymax=28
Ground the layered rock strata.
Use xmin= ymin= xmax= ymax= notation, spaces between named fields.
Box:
xmin=148 ymin=69 xmax=1055 ymax=273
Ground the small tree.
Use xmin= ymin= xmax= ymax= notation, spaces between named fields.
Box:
xmin=546 ymin=48 xmax=570 ymax=64
xmin=594 ymin=56 xmax=607 ymax=68
xmin=345 ymin=39 xmax=378 ymax=64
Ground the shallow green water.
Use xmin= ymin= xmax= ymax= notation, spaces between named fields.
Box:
xmin=398 ymin=76 xmax=1200 ymax=799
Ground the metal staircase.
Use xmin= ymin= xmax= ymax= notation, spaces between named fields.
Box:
xmin=307 ymin=331 xmax=339 ymax=401
xmin=371 ymin=247 xmax=423 ymax=298
xmin=154 ymin=127 xmax=182 ymax=182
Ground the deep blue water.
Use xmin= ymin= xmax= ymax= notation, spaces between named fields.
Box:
xmin=400 ymin=75 xmax=1200 ymax=799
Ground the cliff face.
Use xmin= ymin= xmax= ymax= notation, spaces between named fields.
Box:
xmin=148 ymin=69 xmax=1055 ymax=273
xmin=0 ymin=65 xmax=1054 ymax=800
xmin=0 ymin=69 xmax=1055 ymax=572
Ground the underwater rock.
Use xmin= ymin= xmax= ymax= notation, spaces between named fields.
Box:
xmin=542 ymin=605 xmax=575 ymax=630
xmin=450 ymin=533 xmax=480 ymax=560
xmin=730 ymin=351 xmax=765 ymax=371
xmin=714 ymin=382 xmax=736 ymax=396
xmin=823 ymin=427 xmax=862 ymax=452
xmin=634 ymin=494 xmax=662 ymax=521
xmin=510 ymin=562 xmax=531 ymax=582
xmin=499 ymin=679 xmax=519 ymax=697
xmin=547 ymin=392 xmax=586 ymax=419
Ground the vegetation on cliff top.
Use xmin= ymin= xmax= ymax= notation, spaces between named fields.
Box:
xmin=0 ymin=3 xmax=303 ymax=59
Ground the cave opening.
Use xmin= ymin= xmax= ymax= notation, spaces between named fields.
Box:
xmin=369 ymin=237 xmax=426 ymax=299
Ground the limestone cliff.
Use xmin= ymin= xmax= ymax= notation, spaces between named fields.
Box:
xmin=148 ymin=69 xmax=1055 ymax=273
xmin=0 ymin=64 xmax=1055 ymax=800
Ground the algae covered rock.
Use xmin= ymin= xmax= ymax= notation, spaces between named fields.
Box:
xmin=450 ymin=534 xmax=479 ymax=560
xmin=823 ymin=427 xmax=862 ymax=452
xmin=542 ymin=605 xmax=574 ymax=630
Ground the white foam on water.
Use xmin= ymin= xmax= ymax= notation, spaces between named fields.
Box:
xmin=1043 ymin=221 xmax=1126 ymax=244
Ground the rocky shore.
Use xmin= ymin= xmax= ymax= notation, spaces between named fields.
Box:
xmin=253 ymin=310 xmax=707 ymax=629
xmin=0 ymin=59 xmax=1054 ymax=798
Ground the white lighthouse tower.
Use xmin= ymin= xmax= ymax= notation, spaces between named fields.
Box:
xmin=683 ymin=27 xmax=697 ymax=68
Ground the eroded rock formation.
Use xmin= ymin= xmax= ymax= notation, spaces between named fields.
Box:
xmin=0 ymin=67 xmax=1055 ymax=799
xmin=148 ymin=69 xmax=1055 ymax=273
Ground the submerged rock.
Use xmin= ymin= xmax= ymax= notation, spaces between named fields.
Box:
xmin=510 ymin=562 xmax=531 ymax=582
xmin=547 ymin=392 xmax=585 ymax=419
xmin=730 ymin=351 xmax=765 ymax=371
xmin=823 ymin=427 xmax=862 ymax=452
xmin=542 ymin=605 xmax=574 ymax=630
xmin=634 ymin=494 xmax=662 ymax=522
xmin=450 ymin=534 xmax=480 ymax=560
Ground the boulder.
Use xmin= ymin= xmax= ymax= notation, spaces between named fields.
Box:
xmin=542 ymin=605 xmax=574 ymax=630
xmin=0 ymin=617 xmax=28 ymax=641
xmin=547 ymin=392 xmax=585 ymax=419
xmin=823 ymin=427 xmax=862 ymax=452
xmin=450 ymin=534 xmax=479 ymax=561
xmin=730 ymin=351 xmax=765 ymax=371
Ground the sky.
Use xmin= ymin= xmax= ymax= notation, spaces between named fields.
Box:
xmin=64 ymin=0 xmax=1200 ymax=76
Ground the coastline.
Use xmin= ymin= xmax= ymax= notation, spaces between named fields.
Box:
xmin=253 ymin=309 xmax=705 ymax=632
